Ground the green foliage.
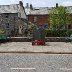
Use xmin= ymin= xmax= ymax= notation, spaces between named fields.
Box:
xmin=49 ymin=6 xmax=70 ymax=30
xmin=0 ymin=28 xmax=6 ymax=39
xmin=0 ymin=34 xmax=7 ymax=40
xmin=45 ymin=29 xmax=72 ymax=37
xmin=28 ymin=23 xmax=36 ymax=33
xmin=0 ymin=28 xmax=5 ymax=34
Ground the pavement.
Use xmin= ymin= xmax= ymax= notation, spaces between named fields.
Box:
xmin=0 ymin=42 xmax=72 ymax=53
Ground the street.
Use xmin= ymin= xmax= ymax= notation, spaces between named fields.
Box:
xmin=0 ymin=53 xmax=72 ymax=72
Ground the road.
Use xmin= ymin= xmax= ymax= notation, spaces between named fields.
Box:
xmin=0 ymin=53 xmax=72 ymax=72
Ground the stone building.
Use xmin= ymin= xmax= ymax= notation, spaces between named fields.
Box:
xmin=0 ymin=1 xmax=27 ymax=36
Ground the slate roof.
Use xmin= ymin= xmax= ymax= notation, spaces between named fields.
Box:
xmin=0 ymin=4 xmax=19 ymax=13
xmin=25 ymin=6 xmax=72 ymax=15
xmin=66 ymin=6 xmax=72 ymax=13
xmin=25 ymin=7 xmax=52 ymax=15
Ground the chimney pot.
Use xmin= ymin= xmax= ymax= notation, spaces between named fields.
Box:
xmin=56 ymin=3 xmax=58 ymax=7
xmin=30 ymin=4 xmax=33 ymax=10
xmin=19 ymin=1 xmax=23 ymax=7
xmin=26 ymin=3 xmax=29 ymax=8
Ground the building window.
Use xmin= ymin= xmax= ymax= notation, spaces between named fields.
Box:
xmin=34 ymin=16 xmax=37 ymax=22
xmin=20 ymin=26 xmax=21 ymax=28
xmin=26 ymin=16 xmax=28 ymax=20
xmin=6 ymin=15 xmax=8 ymax=18
xmin=5 ymin=14 xmax=9 ymax=18
xmin=6 ymin=23 xmax=9 ymax=28
xmin=44 ymin=23 xmax=48 ymax=29
xmin=68 ymin=24 xmax=71 ymax=29
xmin=14 ymin=17 xmax=16 ymax=20
xmin=18 ymin=13 xmax=21 ymax=17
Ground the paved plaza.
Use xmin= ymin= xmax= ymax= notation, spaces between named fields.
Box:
xmin=0 ymin=42 xmax=72 ymax=53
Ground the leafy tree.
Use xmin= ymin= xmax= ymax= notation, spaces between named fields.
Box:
xmin=49 ymin=6 xmax=70 ymax=30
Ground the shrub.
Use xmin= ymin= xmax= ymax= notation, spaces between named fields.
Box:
xmin=45 ymin=29 xmax=72 ymax=37
xmin=0 ymin=28 xmax=5 ymax=34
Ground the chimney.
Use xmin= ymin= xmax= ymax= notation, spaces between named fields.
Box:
xmin=30 ymin=4 xmax=33 ymax=10
xmin=19 ymin=1 xmax=23 ymax=7
xmin=26 ymin=3 xmax=29 ymax=8
xmin=56 ymin=3 xmax=58 ymax=7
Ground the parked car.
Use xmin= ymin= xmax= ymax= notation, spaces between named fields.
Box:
xmin=68 ymin=34 xmax=72 ymax=42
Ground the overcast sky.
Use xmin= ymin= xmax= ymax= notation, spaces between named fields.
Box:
xmin=0 ymin=0 xmax=72 ymax=7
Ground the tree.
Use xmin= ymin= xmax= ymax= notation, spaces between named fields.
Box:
xmin=49 ymin=6 xmax=70 ymax=30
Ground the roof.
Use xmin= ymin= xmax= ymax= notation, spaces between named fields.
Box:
xmin=66 ymin=6 xmax=72 ymax=13
xmin=0 ymin=4 xmax=19 ymax=13
xmin=25 ymin=6 xmax=72 ymax=15
xmin=25 ymin=7 xmax=52 ymax=15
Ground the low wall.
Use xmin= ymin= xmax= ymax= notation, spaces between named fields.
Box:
xmin=45 ymin=37 xmax=69 ymax=42
xmin=7 ymin=37 xmax=32 ymax=42
xmin=7 ymin=37 xmax=70 ymax=42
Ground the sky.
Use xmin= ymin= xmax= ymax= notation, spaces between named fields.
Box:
xmin=0 ymin=0 xmax=72 ymax=7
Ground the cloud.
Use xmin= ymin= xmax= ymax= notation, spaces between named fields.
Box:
xmin=9 ymin=0 xmax=22 ymax=4
xmin=10 ymin=0 xmax=16 ymax=3
xmin=61 ymin=1 xmax=72 ymax=6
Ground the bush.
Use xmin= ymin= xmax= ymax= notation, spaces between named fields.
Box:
xmin=45 ymin=29 xmax=72 ymax=37
xmin=0 ymin=28 xmax=5 ymax=34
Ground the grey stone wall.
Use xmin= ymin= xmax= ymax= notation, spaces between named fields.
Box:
xmin=0 ymin=13 xmax=27 ymax=37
